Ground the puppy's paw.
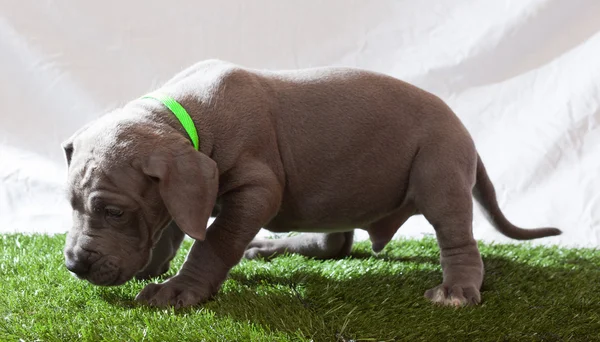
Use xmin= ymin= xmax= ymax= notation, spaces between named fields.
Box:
xmin=244 ymin=240 xmax=276 ymax=260
xmin=244 ymin=247 xmax=269 ymax=260
xmin=424 ymin=283 xmax=481 ymax=307
xmin=135 ymin=278 xmax=207 ymax=309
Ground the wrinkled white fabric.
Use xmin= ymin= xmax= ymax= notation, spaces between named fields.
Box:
xmin=1 ymin=0 xmax=598 ymax=247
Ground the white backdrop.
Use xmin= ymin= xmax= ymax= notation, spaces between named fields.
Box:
xmin=1 ymin=1 xmax=599 ymax=247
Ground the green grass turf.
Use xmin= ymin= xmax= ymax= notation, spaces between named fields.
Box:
xmin=0 ymin=234 xmax=598 ymax=341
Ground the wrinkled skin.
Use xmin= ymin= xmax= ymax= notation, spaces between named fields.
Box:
xmin=63 ymin=60 xmax=560 ymax=309
xmin=63 ymin=115 xmax=185 ymax=286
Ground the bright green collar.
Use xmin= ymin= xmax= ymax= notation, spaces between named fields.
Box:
xmin=141 ymin=92 xmax=199 ymax=150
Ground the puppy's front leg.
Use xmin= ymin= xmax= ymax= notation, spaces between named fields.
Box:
xmin=135 ymin=221 xmax=185 ymax=280
xmin=136 ymin=171 xmax=282 ymax=308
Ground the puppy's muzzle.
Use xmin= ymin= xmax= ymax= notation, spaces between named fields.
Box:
xmin=65 ymin=249 xmax=122 ymax=286
xmin=65 ymin=256 xmax=91 ymax=277
xmin=64 ymin=247 xmax=94 ymax=277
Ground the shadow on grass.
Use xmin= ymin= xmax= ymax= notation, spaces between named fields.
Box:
xmin=97 ymin=272 xmax=178 ymax=309
xmin=227 ymin=251 xmax=600 ymax=341
xmin=98 ymin=290 xmax=138 ymax=309
xmin=96 ymin=247 xmax=598 ymax=341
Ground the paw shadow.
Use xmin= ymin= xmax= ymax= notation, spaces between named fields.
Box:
xmin=97 ymin=288 xmax=138 ymax=309
xmin=98 ymin=271 xmax=178 ymax=310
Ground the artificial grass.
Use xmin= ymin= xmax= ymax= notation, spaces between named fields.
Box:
xmin=0 ymin=234 xmax=598 ymax=341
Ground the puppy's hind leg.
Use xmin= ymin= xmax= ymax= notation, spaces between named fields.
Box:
xmin=244 ymin=231 xmax=354 ymax=260
xmin=410 ymin=145 xmax=484 ymax=307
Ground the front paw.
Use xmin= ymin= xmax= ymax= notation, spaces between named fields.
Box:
xmin=135 ymin=277 xmax=208 ymax=309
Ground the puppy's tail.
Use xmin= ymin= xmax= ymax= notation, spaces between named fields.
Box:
xmin=472 ymin=154 xmax=562 ymax=240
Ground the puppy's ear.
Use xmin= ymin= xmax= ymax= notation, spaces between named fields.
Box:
xmin=61 ymin=120 xmax=95 ymax=167
xmin=142 ymin=148 xmax=218 ymax=241
xmin=61 ymin=140 xmax=74 ymax=166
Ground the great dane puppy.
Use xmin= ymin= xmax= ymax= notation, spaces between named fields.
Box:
xmin=62 ymin=59 xmax=560 ymax=308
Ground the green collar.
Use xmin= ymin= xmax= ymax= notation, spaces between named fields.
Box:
xmin=141 ymin=92 xmax=199 ymax=150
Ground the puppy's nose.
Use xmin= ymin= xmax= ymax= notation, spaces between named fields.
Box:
xmin=65 ymin=255 xmax=91 ymax=276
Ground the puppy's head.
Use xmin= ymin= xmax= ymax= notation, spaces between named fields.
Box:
xmin=62 ymin=111 xmax=218 ymax=286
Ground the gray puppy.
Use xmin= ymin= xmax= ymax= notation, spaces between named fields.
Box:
xmin=62 ymin=60 xmax=560 ymax=308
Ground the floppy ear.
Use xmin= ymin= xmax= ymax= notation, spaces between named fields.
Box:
xmin=61 ymin=120 xmax=95 ymax=167
xmin=61 ymin=140 xmax=74 ymax=166
xmin=142 ymin=148 xmax=219 ymax=241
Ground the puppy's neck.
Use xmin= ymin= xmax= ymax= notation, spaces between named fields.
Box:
xmin=125 ymin=97 xmax=215 ymax=157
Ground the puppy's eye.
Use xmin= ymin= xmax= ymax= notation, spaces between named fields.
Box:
xmin=105 ymin=206 xmax=124 ymax=218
